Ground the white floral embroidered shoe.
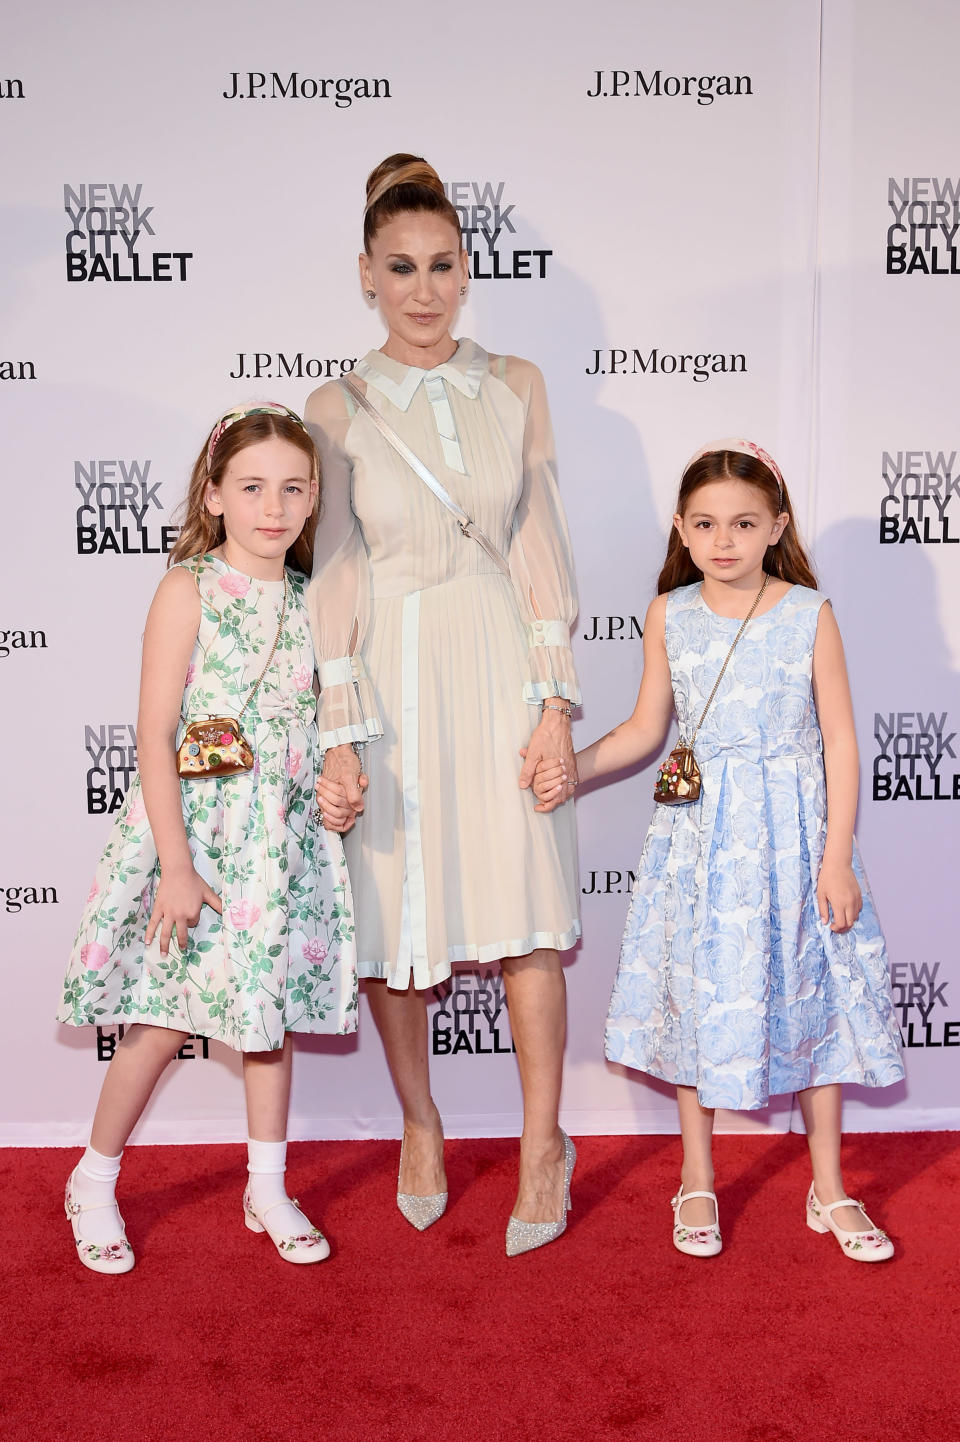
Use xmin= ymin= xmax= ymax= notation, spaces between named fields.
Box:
xmin=805 ymin=1184 xmax=894 ymax=1261
xmin=64 ymin=1169 xmax=135 ymax=1275
xmin=243 ymin=1189 xmax=331 ymax=1264
xmin=671 ymin=1185 xmax=722 ymax=1257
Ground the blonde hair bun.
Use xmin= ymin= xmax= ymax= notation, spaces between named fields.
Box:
xmin=362 ymin=152 xmax=460 ymax=251
xmin=365 ymin=153 xmax=445 ymax=214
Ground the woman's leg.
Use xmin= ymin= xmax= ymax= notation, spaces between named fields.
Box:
xmin=500 ymin=947 xmax=567 ymax=1222
xmin=797 ymin=1083 xmax=871 ymax=1231
xmin=675 ymin=1085 xmax=717 ymax=1226
xmin=365 ymin=980 xmax=446 ymax=1196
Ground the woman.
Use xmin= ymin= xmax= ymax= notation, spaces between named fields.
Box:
xmin=306 ymin=154 xmax=581 ymax=1256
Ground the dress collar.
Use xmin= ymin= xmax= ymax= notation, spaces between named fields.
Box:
xmin=354 ymin=337 xmax=489 ymax=412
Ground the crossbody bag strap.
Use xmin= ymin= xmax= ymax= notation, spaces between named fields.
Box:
xmin=190 ymin=557 xmax=288 ymax=719
xmin=688 ymin=574 xmax=769 ymax=747
xmin=340 ymin=377 xmax=511 ymax=578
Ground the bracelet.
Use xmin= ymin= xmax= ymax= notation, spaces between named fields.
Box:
xmin=541 ymin=701 xmax=573 ymax=719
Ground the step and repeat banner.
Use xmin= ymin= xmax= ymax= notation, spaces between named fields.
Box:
xmin=814 ymin=0 xmax=960 ymax=1130
xmin=1 ymin=0 xmax=956 ymax=1143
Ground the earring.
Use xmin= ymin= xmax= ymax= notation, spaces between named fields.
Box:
xmin=460 ymin=286 xmax=467 ymax=296
xmin=365 ymin=289 xmax=376 ymax=300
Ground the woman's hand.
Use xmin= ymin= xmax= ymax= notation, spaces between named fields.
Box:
xmin=145 ymin=864 xmax=222 ymax=957
xmin=519 ymin=707 xmax=577 ymax=813
xmin=316 ymin=744 xmax=368 ymax=833
xmin=816 ymin=858 xmax=862 ymax=933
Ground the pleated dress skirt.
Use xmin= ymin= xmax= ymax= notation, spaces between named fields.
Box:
xmin=348 ymin=567 xmax=581 ymax=990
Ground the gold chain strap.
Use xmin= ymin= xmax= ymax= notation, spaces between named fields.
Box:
xmin=192 ymin=556 xmax=288 ymax=719
xmin=688 ymin=573 xmax=769 ymax=748
xmin=238 ymin=572 xmax=288 ymax=719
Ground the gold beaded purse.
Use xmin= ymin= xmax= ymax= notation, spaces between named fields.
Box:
xmin=655 ymin=575 xmax=769 ymax=806
xmin=176 ymin=566 xmax=288 ymax=780
xmin=654 ymin=744 xmax=703 ymax=804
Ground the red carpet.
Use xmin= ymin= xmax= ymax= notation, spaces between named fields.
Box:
xmin=4 ymin=1133 xmax=957 ymax=1442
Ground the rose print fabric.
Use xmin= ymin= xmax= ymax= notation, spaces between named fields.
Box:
xmin=604 ymin=583 xmax=904 ymax=1109
xmin=58 ymin=555 xmax=357 ymax=1050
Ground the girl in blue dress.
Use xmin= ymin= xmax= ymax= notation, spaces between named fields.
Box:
xmin=533 ymin=440 xmax=904 ymax=1261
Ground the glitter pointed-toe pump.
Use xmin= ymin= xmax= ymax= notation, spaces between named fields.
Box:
xmin=396 ymin=1134 xmax=448 ymax=1231
xmin=505 ymin=1130 xmax=576 ymax=1258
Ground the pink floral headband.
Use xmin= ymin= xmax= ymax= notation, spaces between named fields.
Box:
xmin=682 ymin=438 xmax=785 ymax=510
xmin=206 ymin=402 xmax=309 ymax=469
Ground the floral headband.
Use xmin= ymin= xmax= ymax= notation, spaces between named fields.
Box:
xmin=206 ymin=402 xmax=309 ymax=469
xmin=682 ymin=438 xmax=785 ymax=510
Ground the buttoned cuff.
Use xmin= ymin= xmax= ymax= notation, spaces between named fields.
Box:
xmin=319 ymin=654 xmax=370 ymax=689
xmin=521 ymin=621 xmax=581 ymax=707
xmin=317 ymin=653 xmax=383 ymax=749
xmin=525 ymin=619 xmax=571 ymax=650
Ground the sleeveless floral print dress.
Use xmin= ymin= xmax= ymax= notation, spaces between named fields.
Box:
xmin=58 ymin=555 xmax=357 ymax=1050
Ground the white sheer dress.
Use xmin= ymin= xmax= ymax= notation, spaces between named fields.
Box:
xmin=305 ymin=338 xmax=581 ymax=989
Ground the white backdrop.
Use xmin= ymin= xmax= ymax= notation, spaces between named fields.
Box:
xmin=1 ymin=0 xmax=956 ymax=1144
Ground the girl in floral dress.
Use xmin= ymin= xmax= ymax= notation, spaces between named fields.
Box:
xmin=58 ymin=404 xmax=357 ymax=1273
xmin=534 ymin=440 xmax=904 ymax=1261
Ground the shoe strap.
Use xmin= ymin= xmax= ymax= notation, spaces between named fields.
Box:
xmin=254 ymin=1195 xmax=307 ymax=1227
xmin=818 ymin=1196 xmax=875 ymax=1231
xmin=71 ymin=1195 xmax=124 ymax=1215
xmin=675 ymin=1189 xmax=717 ymax=1204
xmin=818 ymin=1196 xmax=862 ymax=1218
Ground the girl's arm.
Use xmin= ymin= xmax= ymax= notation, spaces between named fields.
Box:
xmin=811 ymin=602 xmax=862 ymax=933
xmin=138 ymin=568 xmax=221 ymax=955
xmin=533 ymin=594 xmax=675 ymax=808
xmin=578 ymin=593 xmax=675 ymax=780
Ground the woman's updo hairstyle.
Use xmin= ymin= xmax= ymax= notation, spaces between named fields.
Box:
xmin=363 ymin=153 xmax=462 ymax=253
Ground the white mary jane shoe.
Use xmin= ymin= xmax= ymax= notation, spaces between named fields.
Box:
xmin=805 ymin=1184 xmax=894 ymax=1261
xmin=243 ymin=1189 xmax=331 ymax=1264
xmin=64 ymin=1168 xmax=135 ymax=1275
xmin=671 ymin=1184 xmax=722 ymax=1257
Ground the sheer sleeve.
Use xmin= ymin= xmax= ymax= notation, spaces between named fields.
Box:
xmin=304 ymin=381 xmax=383 ymax=749
xmin=501 ymin=356 xmax=582 ymax=706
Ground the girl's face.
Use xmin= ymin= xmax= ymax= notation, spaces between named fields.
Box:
xmin=360 ymin=211 xmax=469 ymax=366
xmin=205 ymin=437 xmax=316 ymax=579
xmin=674 ymin=478 xmax=788 ymax=587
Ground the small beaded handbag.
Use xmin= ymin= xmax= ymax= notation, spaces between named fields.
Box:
xmin=654 ymin=575 xmax=769 ymax=805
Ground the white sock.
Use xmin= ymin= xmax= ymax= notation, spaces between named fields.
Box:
xmin=72 ymin=1145 xmax=124 ymax=1245
xmin=246 ymin=1138 xmax=309 ymax=1234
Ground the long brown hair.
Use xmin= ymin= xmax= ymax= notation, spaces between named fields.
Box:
xmin=169 ymin=412 xmax=320 ymax=574
xmin=363 ymin=152 xmax=461 ymax=253
xmin=656 ymin=449 xmax=818 ymax=594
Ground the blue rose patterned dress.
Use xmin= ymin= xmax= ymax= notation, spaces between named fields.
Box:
xmin=58 ymin=554 xmax=358 ymax=1051
xmin=604 ymin=583 xmax=904 ymax=1110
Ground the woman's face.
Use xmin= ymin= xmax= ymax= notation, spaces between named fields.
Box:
xmin=360 ymin=211 xmax=469 ymax=365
